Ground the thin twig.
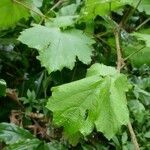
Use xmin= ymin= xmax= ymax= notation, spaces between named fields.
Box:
xmin=136 ymin=17 xmax=150 ymax=31
xmin=114 ymin=28 xmax=123 ymax=70
xmin=128 ymin=122 xmax=140 ymax=150
xmin=124 ymin=46 xmax=145 ymax=61
xmin=39 ymin=0 xmax=64 ymax=24
xmin=119 ymin=0 xmax=142 ymax=28
xmin=120 ymin=46 xmax=145 ymax=70
xmin=47 ymin=0 xmax=64 ymax=13
xmin=98 ymin=31 xmax=111 ymax=37
xmin=95 ymin=35 xmax=116 ymax=50
xmin=114 ymin=27 xmax=140 ymax=150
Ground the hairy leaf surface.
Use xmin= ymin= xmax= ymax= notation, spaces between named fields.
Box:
xmin=46 ymin=64 xmax=130 ymax=145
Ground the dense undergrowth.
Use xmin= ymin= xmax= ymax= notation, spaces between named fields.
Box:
xmin=0 ymin=0 xmax=150 ymax=149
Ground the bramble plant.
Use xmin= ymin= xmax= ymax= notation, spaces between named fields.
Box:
xmin=0 ymin=0 xmax=150 ymax=149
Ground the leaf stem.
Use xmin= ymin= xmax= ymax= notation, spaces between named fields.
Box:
xmin=124 ymin=46 xmax=145 ymax=61
xmin=47 ymin=0 xmax=64 ymax=14
xmin=135 ymin=17 xmax=150 ymax=31
xmin=114 ymin=27 xmax=140 ymax=150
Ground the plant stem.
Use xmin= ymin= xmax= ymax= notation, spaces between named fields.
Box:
xmin=114 ymin=27 xmax=140 ymax=150
xmin=114 ymin=28 xmax=123 ymax=70
xmin=39 ymin=0 xmax=64 ymax=24
xmin=136 ymin=17 xmax=150 ymax=31
xmin=47 ymin=0 xmax=64 ymax=14
xmin=124 ymin=46 xmax=145 ymax=61
xmin=128 ymin=122 xmax=140 ymax=150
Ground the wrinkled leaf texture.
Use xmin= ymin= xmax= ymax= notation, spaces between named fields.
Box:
xmin=46 ymin=64 xmax=130 ymax=145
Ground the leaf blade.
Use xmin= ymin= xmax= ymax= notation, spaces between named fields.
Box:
xmin=18 ymin=25 xmax=94 ymax=73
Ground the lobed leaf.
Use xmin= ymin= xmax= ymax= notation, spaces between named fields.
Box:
xmin=46 ymin=64 xmax=130 ymax=145
xmin=18 ymin=25 xmax=94 ymax=73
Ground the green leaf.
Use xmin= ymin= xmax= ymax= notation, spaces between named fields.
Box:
xmin=128 ymin=0 xmax=150 ymax=15
xmin=4 ymin=139 xmax=42 ymax=150
xmin=45 ymin=15 xmax=78 ymax=28
xmin=0 ymin=79 xmax=6 ymax=96
xmin=18 ymin=25 xmax=94 ymax=73
xmin=125 ymin=46 xmax=150 ymax=67
xmin=137 ymin=0 xmax=150 ymax=15
xmin=46 ymin=64 xmax=130 ymax=145
xmin=0 ymin=123 xmax=35 ymax=144
xmin=46 ymin=141 xmax=67 ymax=150
xmin=144 ymin=131 xmax=150 ymax=138
xmin=82 ymin=0 xmax=128 ymax=20
xmin=59 ymin=4 xmax=77 ymax=16
xmin=0 ymin=0 xmax=30 ymax=30
xmin=124 ymin=29 xmax=150 ymax=67
xmin=5 ymin=140 xmax=67 ymax=150
xmin=132 ymin=32 xmax=150 ymax=48
xmin=86 ymin=63 xmax=118 ymax=77
xmin=32 ymin=0 xmax=43 ymax=8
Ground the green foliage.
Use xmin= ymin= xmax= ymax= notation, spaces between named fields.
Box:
xmin=82 ymin=0 xmax=128 ymax=20
xmin=45 ymin=16 xmax=78 ymax=28
xmin=130 ymin=0 xmax=150 ymax=15
xmin=0 ymin=123 xmax=67 ymax=150
xmin=0 ymin=0 xmax=30 ymax=30
xmin=18 ymin=25 xmax=94 ymax=73
xmin=46 ymin=64 xmax=130 ymax=145
xmin=124 ymin=29 xmax=150 ymax=67
xmin=0 ymin=123 xmax=35 ymax=144
xmin=133 ymin=30 xmax=150 ymax=48
xmin=0 ymin=0 xmax=150 ymax=149
xmin=0 ymin=79 xmax=6 ymax=96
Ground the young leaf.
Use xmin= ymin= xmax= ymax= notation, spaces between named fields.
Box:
xmin=46 ymin=64 xmax=130 ymax=145
xmin=0 ymin=123 xmax=35 ymax=144
xmin=0 ymin=0 xmax=30 ymax=30
xmin=0 ymin=79 xmax=6 ymax=96
xmin=18 ymin=25 xmax=94 ymax=73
